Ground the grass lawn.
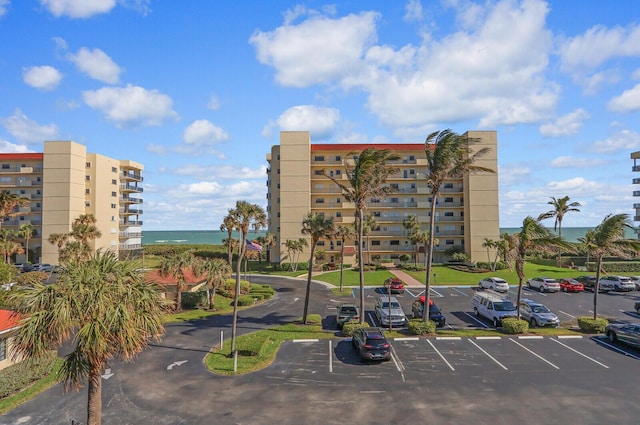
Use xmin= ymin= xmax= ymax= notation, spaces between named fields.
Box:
xmin=311 ymin=269 xmax=395 ymax=287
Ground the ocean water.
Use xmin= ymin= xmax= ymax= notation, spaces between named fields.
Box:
xmin=143 ymin=227 xmax=639 ymax=246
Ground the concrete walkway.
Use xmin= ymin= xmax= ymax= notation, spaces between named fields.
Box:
xmin=387 ymin=266 xmax=425 ymax=288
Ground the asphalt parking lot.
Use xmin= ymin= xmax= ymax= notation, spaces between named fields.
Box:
xmin=334 ymin=285 xmax=640 ymax=330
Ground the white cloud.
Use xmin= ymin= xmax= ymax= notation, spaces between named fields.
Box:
xmin=22 ymin=65 xmax=63 ymax=90
xmin=498 ymin=163 xmax=531 ymax=186
xmin=250 ymin=10 xmax=379 ymax=87
xmin=179 ymin=120 xmax=229 ymax=157
xmin=82 ymin=85 xmax=178 ymax=128
xmin=550 ymin=156 xmax=607 ymax=168
xmin=403 ymin=0 xmax=422 ymax=22
xmin=0 ymin=140 xmax=33 ymax=153
xmin=207 ymin=94 xmax=220 ymax=110
xmin=0 ymin=0 xmax=9 ymax=17
xmin=0 ymin=109 xmax=59 ymax=144
xmin=40 ymin=0 xmax=116 ymax=18
xmin=275 ymin=105 xmax=340 ymax=140
xmin=608 ymin=83 xmax=640 ymax=112
xmin=539 ymin=109 xmax=590 ymax=137
xmin=161 ymin=164 xmax=267 ymax=180
xmin=67 ymin=47 xmax=122 ymax=84
xmin=589 ymin=129 xmax=640 ymax=154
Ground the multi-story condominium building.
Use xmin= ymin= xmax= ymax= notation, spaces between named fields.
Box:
xmin=266 ymin=131 xmax=499 ymax=265
xmin=0 ymin=141 xmax=143 ymax=265
xmin=632 ymin=151 xmax=640 ymax=235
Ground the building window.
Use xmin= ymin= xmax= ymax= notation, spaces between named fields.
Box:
xmin=444 ymin=212 xmax=454 ymax=217
xmin=1 ymin=164 xmax=9 ymax=169
xmin=112 ymin=167 xmax=117 ymax=173
xmin=444 ymin=183 xmax=453 ymax=189
xmin=86 ymin=189 xmax=91 ymax=194
xmin=390 ymin=198 xmax=399 ymax=204
xmin=372 ymin=240 xmax=381 ymax=246
xmin=112 ymin=179 xmax=117 ymax=185
xmin=111 ymin=203 xmax=117 ymax=208
xmin=0 ymin=338 xmax=6 ymax=361
xmin=111 ymin=191 xmax=117 ymax=197
xmin=409 ymin=155 xmax=415 ymax=161
xmin=112 ymin=216 xmax=116 ymax=221
xmin=277 ymin=183 xmax=280 ymax=189
xmin=446 ymin=240 xmax=454 ymax=245
xmin=315 ymin=198 xmax=325 ymax=204
xmin=19 ymin=190 xmax=25 ymax=194
xmin=390 ymin=240 xmax=400 ymax=246
xmin=86 ymin=162 xmax=92 ymax=168
xmin=314 ymin=170 xmax=323 ymax=175
xmin=336 ymin=198 xmax=341 ymax=203
xmin=336 ymin=212 xmax=342 ymax=217
xmin=444 ymin=197 xmax=454 ymax=203
xmin=314 ymin=156 xmax=325 ymax=161
xmin=277 ymin=169 xmax=280 ymax=174
xmin=86 ymin=175 xmax=91 ymax=181
xmin=335 ymin=155 xmax=341 ymax=161
xmin=85 ymin=201 xmax=91 ymax=207
xmin=317 ymin=241 xmax=325 ymax=246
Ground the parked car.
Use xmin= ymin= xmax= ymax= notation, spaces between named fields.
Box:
xmin=605 ymin=322 xmax=640 ymax=348
xmin=600 ymin=276 xmax=636 ymax=292
xmin=558 ymin=278 xmax=584 ymax=293
xmin=527 ymin=277 xmax=560 ymax=293
xmin=383 ymin=277 xmax=405 ymax=294
xmin=411 ymin=295 xmax=446 ymax=327
xmin=351 ymin=327 xmax=391 ymax=361
xmin=471 ymin=291 xmax=518 ymax=327
xmin=629 ymin=276 xmax=640 ymax=290
xmin=37 ymin=264 xmax=53 ymax=272
xmin=336 ymin=303 xmax=360 ymax=329
xmin=519 ymin=299 xmax=559 ymax=327
xmin=21 ymin=264 xmax=36 ymax=272
xmin=374 ymin=296 xmax=407 ymax=327
xmin=478 ymin=277 xmax=509 ymax=293
xmin=576 ymin=275 xmax=613 ymax=292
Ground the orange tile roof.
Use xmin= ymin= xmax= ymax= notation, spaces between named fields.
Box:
xmin=145 ymin=269 xmax=207 ymax=285
xmin=0 ymin=309 xmax=21 ymax=333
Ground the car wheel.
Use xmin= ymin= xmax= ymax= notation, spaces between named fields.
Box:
xmin=608 ymin=331 xmax=617 ymax=343
xmin=493 ymin=318 xmax=499 ymax=328
xmin=636 ymin=308 xmax=640 ymax=315
xmin=539 ymin=286 xmax=545 ymax=293
xmin=562 ymin=286 xmax=567 ymax=292
xmin=530 ymin=318 xmax=538 ymax=328
xmin=489 ymin=286 xmax=494 ymax=291
xmin=474 ymin=307 xmax=479 ymax=316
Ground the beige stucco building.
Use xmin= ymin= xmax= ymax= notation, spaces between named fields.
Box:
xmin=0 ymin=141 xmax=143 ymax=265
xmin=266 ymin=131 xmax=499 ymax=265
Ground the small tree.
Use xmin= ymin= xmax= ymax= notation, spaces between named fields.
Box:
xmin=301 ymin=212 xmax=334 ymax=324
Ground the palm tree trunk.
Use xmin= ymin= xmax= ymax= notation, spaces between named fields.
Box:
xmin=303 ymin=243 xmax=315 ymax=324
xmin=87 ymin=367 xmax=102 ymax=425
xmin=231 ymin=244 xmax=244 ymax=353
xmin=339 ymin=244 xmax=345 ymax=291
xmin=515 ymin=257 xmax=525 ymax=320
xmin=357 ymin=211 xmax=365 ymax=324
xmin=593 ymin=256 xmax=603 ymax=320
xmin=424 ymin=195 xmax=437 ymax=322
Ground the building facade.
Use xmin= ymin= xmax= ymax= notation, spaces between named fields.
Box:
xmin=266 ymin=131 xmax=499 ymax=265
xmin=0 ymin=141 xmax=143 ymax=265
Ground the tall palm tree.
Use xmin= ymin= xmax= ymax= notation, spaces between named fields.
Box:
xmin=71 ymin=214 xmax=102 ymax=259
xmin=503 ymin=216 xmax=574 ymax=318
xmin=0 ymin=191 xmax=29 ymax=231
xmin=18 ymin=223 xmax=35 ymax=263
xmin=537 ymin=196 xmax=581 ymax=239
xmin=199 ymin=258 xmax=232 ymax=310
xmin=220 ymin=212 xmax=238 ymax=266
xmin=581 ymin=214 xmax=640 ymax=319
xmin=334 ymin=225 xmax=356 ymax=291
xmin=422 ymin=129 xmax=495 ymax=322
xmin=403 ymin=214 xmax=422 ymax=268
xmin=323 ymin=148 xmax=400 ymax=324
xmin=361 ymin=212 xmax=377 ymax=265
xmin=8 ymin=250 xmax=170 ymax=425
xmin=158 ymin=250 xmax=199 ymax=312
xmin=48 ymin=232 xmax=69 ymax=255
xmin=0 ymin=229 xmax=23 ymax=264
xmin=229 ymin=200 xmax=267 ymax=352
xmin=301 ymin=212 xmax=335 ymax=324
xmin=282 ymin=238 xmax=308 ymax=272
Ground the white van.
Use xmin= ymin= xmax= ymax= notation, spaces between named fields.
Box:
xmin=472 ymin=291 xmax=517 ymax=327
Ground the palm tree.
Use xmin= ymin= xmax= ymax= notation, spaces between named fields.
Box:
xmin=482 ymin=238 xmax=497 ymax=271
xmin=48 ymin=232 xmax=69 ymax=255
xmin=403 ymin=214 xmax=422 ymax=268
xmin=220 ymin=212 xmax=238 ymax=266
xmin=0 ymin=229 xmax=23 ymax=264
xmin=282 ymin=238 xmax=308 ymax=272
xmin=581 ymin=214 xmax=640 ymax=319
xmin=422 ymin=130 xmax=495 ymax=322
xmin=18 ymin=223 xmax=35 ymax=263
xmin=361 ymin=212 xmax=377 ymax=265
xmin=229 ymin=200 xmax=267 ymax=353
xmin=301 ymin=212 xmax=334 ymax=324
xmin=199 ymin=258 xmax=232 ymax=310
xmin=334 ymin=225 xmax=356 ymax=291
xmin=503 ymin=216 xmax=574 ymax=318
xmin=158 ymin=250 xmax=199 ymax=311
xmin=323 ymin=148 xmax=400 ymax=324
xmin=537 ymin=196 xmax=581 ymax=239
xmin=8 ymin=250 xmax=170 ymax=425
xmin=71 ymin=214 xmax=102 ymax=260
xmin=0 ymin=191 xmax=29 ymax=231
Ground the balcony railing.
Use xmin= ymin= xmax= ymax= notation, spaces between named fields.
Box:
xmin=0 ymin=165 xmax=43 ymax=173
xmin=120 ymin=184 xmax=143 ymax=192
xmin=119 ymin=243 xmax=142 ymax=250
xmin=119 ymin=231 xmax=142 ymax=238
xmin=121 ymin=172 xmax=143 ymax=182
xmin=120 ymin=197 xmax=143 ymax=204
xmin=120 ymin=220 xmax=143 ymax=226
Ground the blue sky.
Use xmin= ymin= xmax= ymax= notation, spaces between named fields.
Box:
xmin=1 ymin=0 xmax=640 ymax=230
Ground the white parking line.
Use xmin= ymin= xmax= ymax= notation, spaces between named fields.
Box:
xmin=451 ymin=287 xmax=468 ymax=296
xmin=463 ymin=311 xmax=490 ymax=328
xmin=595 ymin=338 xmax=640 ymax=360
xmin=329 ymin=340 xmax=333 ymax=373
xmin=436 ymin=336 xmax=461 ymax=340
xmin=389 ymin=344 xmax=406 ymax=381
xmin=430 ymin=288 xmax=444 ymax=298
xmin=550 ymin=338 xmax=609 ymax=368
xmin=559 ymin=310 xmax=576 ymax=318
xmin=293 ymin=339 xmax=320 ymax=343
xmin=509 ymin=338 xmax=560 ymax=369
xmin=426 ymin=339 xmax=456 ymax=371
xmin=468 ymin=339 xmax=508 ymax=370
xmin=476 ymin=336 xmax=501 ymax=340
xmin=557 ymin=335 xmax=583 ymax=339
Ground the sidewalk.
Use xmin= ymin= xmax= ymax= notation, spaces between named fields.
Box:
xmin=387 ymin=266 xmax=424 ymax=287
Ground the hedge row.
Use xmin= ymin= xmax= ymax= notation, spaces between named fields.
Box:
xmin=0 ymin=351 xmax=57 ymax=399
xmin=407 ymin=318 xmax=436 ymax=335
xmin=501 ymin=318 xmax=529 ymax=334
xmin=577 ymin=317 xmax=608 ymax=333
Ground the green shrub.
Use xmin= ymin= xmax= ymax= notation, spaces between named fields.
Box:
xmin=342 ymin=321 xmax=367 ymax=336
xmin=501 ymin=318 xmax=529 ymax=334
xmin=577 ymin=316 xmax=608 ymax=333
xmin=0 ymin=351 xmax=57 ymax=399
xmin=250 ymin=291 xmax=274 ymax=299
xmin=407 ymin=318 xmax=436 ymax=335
xmin=236 ymin=295 xmax=256 ymax=306
xmin=221 ymin=279 xmax=251 ymax=295
xmin=181 ymin=290 xmax=208 ymax=309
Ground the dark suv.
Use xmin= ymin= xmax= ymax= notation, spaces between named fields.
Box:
xmin=411 ymin=295 xmax=446 ymax=327
xmin=351 ymin=327 xmax=391 ymax=362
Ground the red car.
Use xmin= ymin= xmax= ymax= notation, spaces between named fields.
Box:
xmin=559 ymin=278 xmax=584 ymax=293
xmin=383 ymin=277 xmax=405 ymax=294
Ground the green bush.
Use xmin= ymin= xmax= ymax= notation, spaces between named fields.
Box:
xmin=221 ymin=279 xmax=251 ymax=295
xmin=342 ymin=321 xmax=367 ymax=336
xmin=236 ymin=295 xmax=256 ymax=306
xmin=0 ymin=351 xmax=57 ymax=399
xmin=181 ymin=290 xmax=207 ymax=309
xmin=501 ymin=318 xmax=529 ymax=334
xmin=407 ymin=318 xmax=436 ymax=335
xmin=577 ymin=316 xmax=608 ymax=333
xmin=250 ymin=291 xmax=274 ymax=299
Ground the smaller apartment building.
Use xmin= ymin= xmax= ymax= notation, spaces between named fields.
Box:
xmin=266 ymin=131 xmax=499 ymax=265
xmin=0 ymin=141 xmax=143 ymax=265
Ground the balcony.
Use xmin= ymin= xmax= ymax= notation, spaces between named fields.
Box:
xmin=120 ymin=184 xmax=143 ymax=193
xmin=119 ymin=243 xmax=142 ymax=250
xmin=120 ymin=207 xmax=143 ymax=215
xmin=633 ymin=166 xmax=640 ymax=172
xmin=121 ymin=172 xmax=143 ymax=182
xmin=0 ymin=165 xmax=43 ymax=173
xmin=119 ymin=231 xmax=142 ymax=238
xmin=120 ymin=197 xmax=143 ymax=204
xmin=120 ymin=220 xmax=143 ymax=226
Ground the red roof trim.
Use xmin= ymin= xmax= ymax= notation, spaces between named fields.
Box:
xmin=311 ymin=144 xmax=424 ymax=151
xmin=0 ymin=153 xmax=43 ymax=160
xmin=0 ymin=309 xmax=21 ymax=333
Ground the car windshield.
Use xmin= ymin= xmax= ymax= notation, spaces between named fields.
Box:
xmin=429 ymin=305 xmax=441 ymax=314
xmin=340 ymin=306 xmax=357 ymax=314
xmin=381 ymin=302 xmax=401 ymax=309
xmin=531 ymin=305 xmax=550 ymax=313
xmin=494 ymin=301 xmax=516 ymax=311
